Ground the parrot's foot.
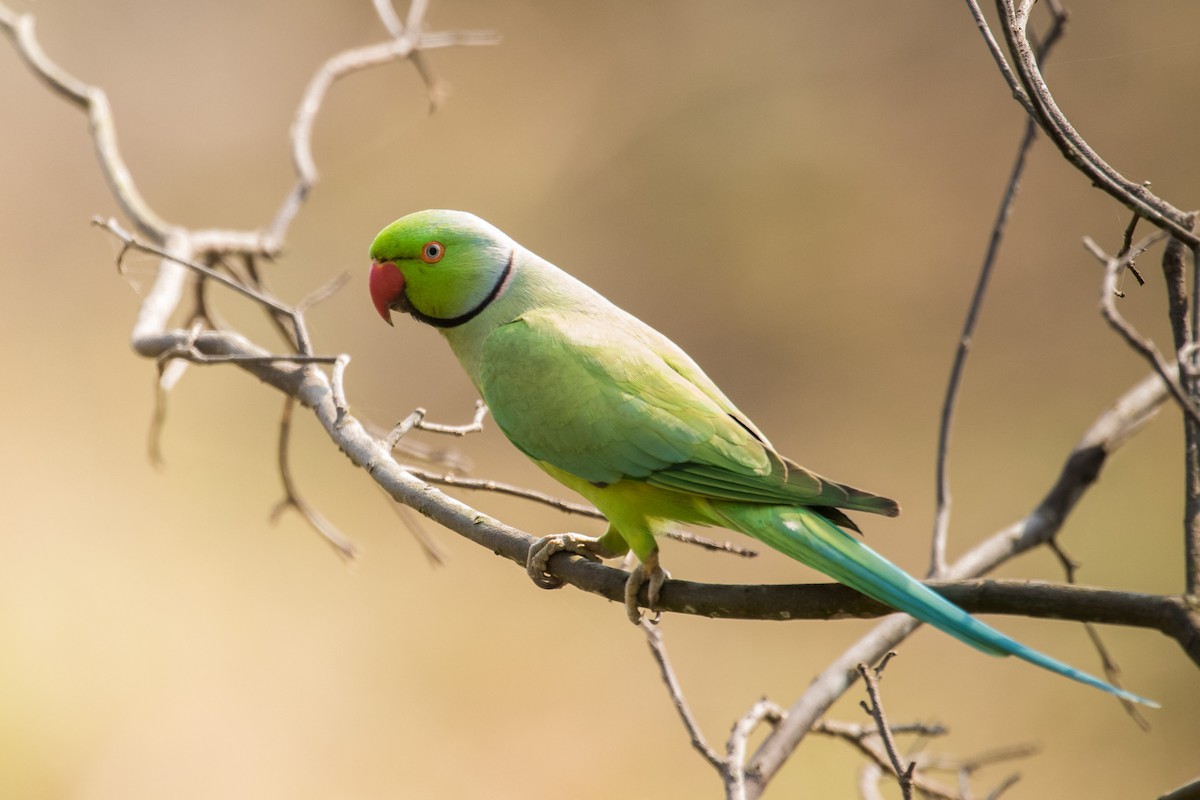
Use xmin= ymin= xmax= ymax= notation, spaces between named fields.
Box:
xmin=624 ymin=558 xmax=670 ymax=625
xmin=527 ymin=533 xmax=620 ymax=590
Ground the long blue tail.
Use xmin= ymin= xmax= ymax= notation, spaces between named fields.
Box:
xmin=714 ymin=503 xmax=1158 ymax=707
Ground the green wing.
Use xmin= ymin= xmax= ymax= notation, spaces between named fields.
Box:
xmin=477 ymin=308 xmax=897 ymax=517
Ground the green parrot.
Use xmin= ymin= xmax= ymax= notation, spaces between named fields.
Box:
xmin=368 ymin=209 xmax=1155 ymax=707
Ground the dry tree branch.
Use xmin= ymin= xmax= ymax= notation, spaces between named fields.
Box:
xmin=93 ymin=217 xmax=330 ymax=358
xmin=961 ymin=0 xmax=1034 ymax=115
xmin=1045 ymin=539 xmax=1150 ymax=731
xmin=25 ymin=0 xmax=501 ymax=561
xmin=930 ymin=104 xmax=1037 ymax=578
xmin=641 ymin=621 xmax=786 ymax=800
xmin=1161 ymin=237 xmax=1200 ymax=598
xmin=813 ymin=719 xmax=959 ymax=800
xmin=924 ymin=743 xmax=1039 ymax=800
xmin=0 ymin=7 xmax=171 ymax=240
xmin=988 ymin=0 xmax=1198 ymax=245
xmin=641 ymin=622 xmax=725 ymax=774
xmin=267 ymin=5 xmax=496 ymax=249
xmin=385 ymin=400 xmax=489 ymax=449
xmin=1085 ymin=234 xmax=1200 ymax=429
xmin=398 ymin=469 xmax=760 ymax=557
xmin=856 ymin=654 xmax=915 ymax=800
xmin=931 ymin=3 xmax=1066 ymax=578
xmin=271 ymin=397 xmax=360 ymax=559
xmin=1159 ymin=775 xmax=1200 ymax=800
xmin=1117 ymin=208 xmax=1147 ymax=289
xmin=815 ymin=718 xmax=1037 ymax=800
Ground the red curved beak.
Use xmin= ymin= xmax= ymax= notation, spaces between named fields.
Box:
xmin=369 ymin=260 xmax=405 ymax=326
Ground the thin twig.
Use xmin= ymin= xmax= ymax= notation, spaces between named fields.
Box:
xmin=1162 ymin=235 xmax=1200 ymax=599
xmin=990 ymin=0 xmax=1198 ymax=245
xmin=0 ymin=9 xmax=172 ymax=240
xmin=932 ymin=0 xmax=1068 ymax=578
xmin=95 ymin=218 xmax=294 ymax=322
xmin=270 ymin=397 xmax=360 ymax=559
xmin=857 ymin=763 xmax=887 ymax=800
xmin=726 ymin=699 xmax=784 ymax=800
xmin=666 ymin=529 xmax=757 ymax=558
xmin=373 ymin=0 xmax=405 ymax=36
xmin=920 ymin=742 xmax=1038 ymax=800
xmin=385 ymin=400 xmax=489 ymax=450
xmin=298 ymin=270 xmax=353 ymax=314
xmin=382 ymin=489 xmax=447 ymax=566
xmin=931 ymin=111 xmax=1038 ymax=577
xmin=268 ymin=7 xmax=496 ymax=247
xmin=1117 ymin=208 xmax=1147 ymax=287
xmin=1045 ymin=539 xmax=1150 ymax=730
xmin=397 ymin=468 xmax=760 ymax=557
xmin=331 ymin=354 xmax=351 ymax=426
xmin=857 ymin=655 xmax=915 ymax=800
xmin=148 ymin=357 xmax=188 ymax=468
xmin=813 ymin=719 xmax=959 ymax=800
xmin=961 ymin=0 xmax=1033 ymax=115
xmin=1086 ymin=233 xmax=1200 ymax=428
xmin=640 ymin=621 xmax=724 ymax=773
xmin=404 ymin=467 xmax=604 ymax=517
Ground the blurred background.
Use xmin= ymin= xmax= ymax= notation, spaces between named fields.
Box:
xmin=1 ymin=1 xmax=1197 ymax=797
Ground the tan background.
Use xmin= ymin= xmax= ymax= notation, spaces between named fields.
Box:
xmin=1 ymin=1 xmax=1197 ymax=797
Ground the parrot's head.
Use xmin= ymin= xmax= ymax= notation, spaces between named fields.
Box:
xmin=368 ymin=209 xmax=515 ymax=328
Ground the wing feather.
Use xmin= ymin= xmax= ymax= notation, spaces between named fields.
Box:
xmin=477 ymin=308 xmax=896 ymax=517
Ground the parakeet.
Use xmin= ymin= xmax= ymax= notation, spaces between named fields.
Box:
xmin=368 ymin=209 xmax=1155 ymax=707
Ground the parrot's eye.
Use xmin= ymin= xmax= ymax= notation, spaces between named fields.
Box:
xmin=421 ymin=241 xmax=445 ymax=264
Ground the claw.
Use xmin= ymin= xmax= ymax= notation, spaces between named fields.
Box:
xmin=526 ymin=532 xmax=617 ymax=590
xmin=623 ymin=561 xmax=670 ymax=624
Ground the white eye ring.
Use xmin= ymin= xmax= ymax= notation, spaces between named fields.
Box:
xmin=421 ymin=241 xmax=445 ymax=263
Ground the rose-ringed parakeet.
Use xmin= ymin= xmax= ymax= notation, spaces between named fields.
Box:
xmin=368 ymin=209 xmax=1155 ymax=707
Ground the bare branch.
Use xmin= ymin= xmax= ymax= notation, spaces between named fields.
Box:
xmin=1159 ymin=775 xmax=1200 ymax=800
xmin=1046 ymin=540 xmax=1150 ymax=731
xmin=932 ymin=0 xmax=1067 ymax=577
xmin=931 ymin=110 xmax=1038 ymax=577
xmin=0 ymin=8 xmax=172 ymax=240
xmin=990 ymin=0 xmax=1198 ymax=245
xmin=403 ymin=467 xmax=604 ymax=517
xmin=373 ymin=0 xmax=405 ymax=36
xmin=95 ymin=219 xmax=289 ymax=320
xmin=268 ymin=10 xmax=497 ymax=247
xmin=814 ymin=719 xmax=959 ymax=800
xmin=400 ymin=469 xmax=759 ymax=557
xmin=641 ymin=621 xmax=724 ymax=772
xmin=665 ymin=530 xmax=757 ymax=558
xmin=385 ymin=400 xmax=489 ymax=451
xmin=148 ymin=357 xmax=188 ymax=469
xmin=857 ymin=655 xmax=915 ymax=800
xmin=270 ymin=398 xmax=360 ymax=559
xmin=725 ymin=699 xmax=784 ymax=800
xmin=1161 ymin=237 xmax=1200 ymax=597
xmin=1117 ymin=208 xmax=1147 ymax=287
xmin=961 ymin=0 xmax=1033 ymax=115
xmin=1086 ymin=234 xmax=1200 ymax=427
